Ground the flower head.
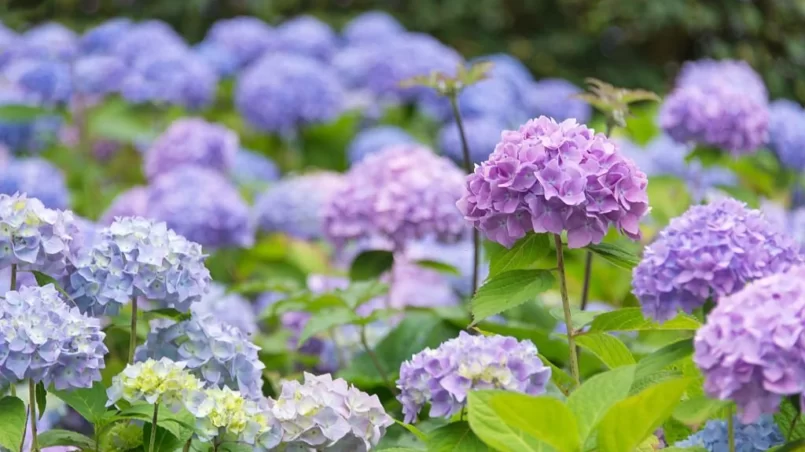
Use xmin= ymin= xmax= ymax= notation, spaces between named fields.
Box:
xmin=73 ymin=55 xmax=127 ymax=97
xmin=204 ymin=17 xmax=274 ymax=68
xmin=16 ymin=22 xmax=78 ymax=62
xmin=274 ymin=15 xmax=337 ymax=62
xmin=144 ymin=118 xmax=238 ymax=179
xmin=526 ymin=78 xmax=591 ymax=123
xmin=100 ymin=187 xmax=150 ymax=225
xmin=121 ymin=48 xmax=217 ymax=110
xmin=185 ymin=386 xmax=281 ymax=447
xmin=112 ymin=20 xmax=186 ymax=63
xmin=439 ymin=116 xmax=507 ymax=165
xmin=0 ymin=85 xmax=61 ymax=154
xmin=2 ymin=58 xmax=72 ymax=105
xmin=347 ymin=126 xmax=416 ymax=164
xmin=397 ymin=331 xmax=550 ymax=422
xmin=193 ymin=42 xmax=238 ymax=78
xmin=633 ymin=198 xmax=802 ymax=322
xmin=191 ymin=283 xmax=258 ymax=335
xmin=473 ymin=53 xmax=534 ymax=100
xmin=421 ymin=77 xmax=526 ymax=124
xmin=675 ymin=415 xmax=783 ymax=451
xmin=342 ymin=11 xmax=405 ymax=44
xmin=768 ymin=100 xmax=805 ymax=172
xmin=230 ymin=148 xmax=280 ymax=188
xmin=458 ymin=116 xmax=649 ymax=248
xmin=107 ymin=357 xmax=205 ymax=410
xmin=0 ymin=157 xmax=69 ymax=209
xmin=0 ymin=284 xmax=107 ymax=389
xmin=80 ymin=18 xmax=132 ymax=54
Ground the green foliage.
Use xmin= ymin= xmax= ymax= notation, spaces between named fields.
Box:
xmin=427 ymin=421 xmax=491 ymax=451
xmin=634 ymin=339 xmax=694 ymax=380
xmin=575 ymin=333 xmax=636 ymax=368
xmin=414 ymin=260 xmax=461 ymax=275
xmin=775 ymin=398 xmax=805 ymax=441
xmin=0 ymin=104 xmax=53 ymax=122
xmin=36 ymin=381 xmax=47 ymax=420
xmin=470 ymin=269 xmax=555 ymax=323
xmin=539 ymin=354 xmax=575 ymax=396
xmin=567 ymin=365 xmax=636 ymax=445
xmin=350 ymin=250 xmax=395 ymax=281
xmin=672 ymin=396 xmax=731 ymax=426
xmin=587 ymin=308 xmax=701 ymax=333
xmin=0 ymin=396 xmax=27 ymax=451
xmin=487 ymin=233 xmax=551 ymax=277
xmin=50 ymin=381 xmax=111 ymax=425
xmin=467 ymin=391 xmax=551 ymax=452
xmin=38 ymin=430 xmax=97 ymax=450
xmin=585 ymin=243 xmax=640 ymax=270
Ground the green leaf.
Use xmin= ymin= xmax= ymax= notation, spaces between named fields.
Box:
xmin=31 ymin=271 xmax=78 ymax=305
xmin=467 ymin=391 xmax=552 ymax=452
xmin=37 ymin=429 xmax=97 ymax=449
xmin=393 ymin=418 xmax=428 ymax=442
xmin=597 ymin=378 xmax=691 ymax=452
xmin=662 ymin=418 xmax=693 ymax=445
xmin=0 ymin=104 xmax=51 ymax=122
xmin=663 ymin=448 xmax=707 ymax=452
xmin=350 ymin=250 xmax=394 ymax=281
xmin=686 ymin=146 xmax=724 ymax=167
xmin=575 ymin=333 xmax=636 ymax=368
xmin=36 ymin=381 xmax=46 ymax=420
xmin=0 ymin=396 xmax=27 ymax=451
xmin=298 ymin=307 xmax=359 ymax=344
xmin=143 ymin=308 xmax=190 ymax=321
xmin=672 ymin=396 xmax=731 ymax=426
xmin=588 ymin=308 xmax=701 ymax=333
xmin=586 ymin=243 xmax=640 ymax=269
xmin=635 ymin=338 xmax=695 ymax=380
xmin=470 ymin=269 xmax=555 ymax=323
xmin=539 ymin=354 xmax=575 ymax=396
xmin=414 ymin=260 xmax=461 ymax=275
xmin=117 ymin=405 xmax=195 ymax=443
xmin=775 ymin=398 xmax=805 ymax=441
xmin=568 ymin=365 xmax=636 ymax=444
xmin=379 ymin=449 xmax=426 ymax=452
xmin=142 ymin=423 xmax=182 ymax=452
xmin=549 ymin=307 xmax=599 ymax=332
xmin=427 ymin=421 xmax=491 ymax=452
xmin=488 ymin=233 xmax=551 ymax=277
xmin=338 ymin=280 xmax=389 ymax=309
xmin=50 ymin=381 xmax=110 ymax=424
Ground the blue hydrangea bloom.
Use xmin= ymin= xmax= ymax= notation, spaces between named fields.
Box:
xmin=100 ymin=187 xmax=150 ymax=225
xmin=342 ymin=11 xmax=405 ymax=44
xmin=16 ymin=22 xmax=78 ymax=62
xmin=0 ymin=157 xmax=69 ymax=209
xmin=438 ymin=115 xmax=506 ymax=165
xmin=144 ymin=118 xmax=238 ymax=179
xmin=73 ymin=55 xmax=126 ymax=96
xmin=675 ymin=415 xmax=783 ymax=452
xmin=191 ymin=283 xmax=257 ymax=335
xmin=422 ymin=77 xmax=525 ymax=124
xmin=193 ymin=41 xmax=239 ymax=78
xmin=0 ymin=23 xmax=18 ymax=66
xmin=2 ymin=58 xmax=72 ymax=105
xmin=768 ymin=100 xmax=805 ymax=172
xmin=112 ymin=20 xmax=186 ymax=63
xmin=0 ymin=85 xmax=62 ymax=154
xmin=526 ymin=78 xmax=592 ymax=123
xmin=0 ymin=144 xmax=8 ymax=167
xmin=135 ymin=313 xmax=265 ymax=400
xmin=473 ymin=53 xmax=534 ymax=99
xmin=0 ymin=284 xmax=107 ymax=390
xmin=275 ymin=15 xmax=337 ymax=62
xmin=204 ymin=16 xmax=274 ymax=68
xmin=230 ymin=148 xmax=280 ymax=188
xmin=65 ymin=216 xmax=211 ymax=316
xmin=347 ymin=126 xmax=416 ymax=163
xmin=80 ymin=18 xmax=132 ymax=55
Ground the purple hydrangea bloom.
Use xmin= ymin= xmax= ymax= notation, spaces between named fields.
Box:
xmin=422 ymin=77 xmax=526 ymax=124
xmin=65 ymin=217 xmax=211 ymax=316
xmin=236 ymin=53 xmax=345 ymax=133
xmin=675 ymin=415 xmax=783 ymax=451
xmin=204 ymin=16 xmax=274 ymax=68
xmin=342 ymin=11 xmax=405 ymax=44
xmin=254 ymin=172 xmax=344 ymax=240
xmin=73 ymin=55 xmax=127 ymax=96
xmin=386 ymin=258 xmax=460 ymax=309
xmin=147 ymin=166 xmax=255 ymax=249
xmin=0 ymin=157 xmax=69 ymax=209
xmin=633 ymin=198 xmax=803 ymax=322
xmin=274 ymin=15 xmax=337 ymax=62
xmin=100 ymin=186 xmax=150 ymax=225
xmin=325 ymin=145 xmax=468 ymax=250
xmin=0 ymin=284 xmax=107 ymax=390
xmin=0 ymin=23 xmax=18 ymax=66
xmin=768 ymin=99 xmax=805 ymax=172
xmin=270 ymin=372 xmax=393 ymax=450
xmin=193 ymin=41 xmax=238 ymax=78
xmin=438 ymin=116 xmax=506 ymax=165
xmin=80 ymin=18 xmax=132 ymax=55
xmin=135 ymin=313 xmax=264 ymax=400
xmin=347 ymin=125 xmax=416 ymax=164
xmin=405 ymin=237 xmax=489 ymax=297
xmin=397 ymin=331 xmax=551 ymax=422
xmin=2 ymin=58 xmax=72 ymax=105
xmin=694 ymin=266 xmax=805 ymax=422
xmin=16 ymin=22 xmax=78 ymax=62
xmin=144 ymin=118 xmax=238 ymax=179
xmin=458 ymin=116 xmax=649 ymax=248
xmin=230 ymin=148 xmax=280 ymax=188
xmin=111 ymin=20 xmax=186 ymax=63
xmin=526 ymin=78 xmax=591 ymax=123
xmin=761 ymin=200 xmax=805 ymax=249
xmin=660 ymin=59 xmax=769 ymax=155
xmin=191 ymin=283 xmax=257 ymax=335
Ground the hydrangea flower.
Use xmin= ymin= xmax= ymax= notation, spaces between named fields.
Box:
xmin=100 ymin=187 xmax=150 ymax=225
xmin=16 ymin=22 xmax=78 ymax=62
xmin=0 ymin=193 xmax=76 ymax=275
xmin=761 ymin=200 xmax=805 ymax=249
xmin=422 ymin=78 xmax=525 ymax=124
xmin=0 ymin=157 xmax=69 ymax=209
xmin=144 ymin=118 xmax=238 ymax=179
xmin=107 ymin=357 xmax=205 ymax=410
xmin=0 ymin=284 xmax=107 ymax=389
xmin=397 ymin=331 xmax=551 ymax=422
xmin=72 ymin=55 xmax=127 ymax=96
xmin=325 ymin=145 xmax=467 ymax=250
xmin=342 ymin=11 xmax=405 ymax=44
xmin=439 ymin=116 xmax=506 ymax=165
xmin=254 ymin=172 xmax=344 ymax=240
xmin=147 ymin=167 xmax=255 ymax=249
xmin=274 ymin=15 xmax=337 ymax=62
xmin=458 ymin=116 xmax=649 ymax=248
xmin=271 ymin=372 xmax=393 ymax=450
xmin=768 ymin=99 xmax=805 ymax=172
xmin=191 ymin=283 xmax=258 ymax=335
xmin=204 ymin=16 xmax=274 ymax=68
xmin=80 ymin=18 xmax=132 ymax=54
xmin=0 ymin=144 xmax=8 ymax=168
xmin=135 ymin=314 xmax=265 ymax=400
xmin=111 ymin=20 xmax=186 ymax=63
xmin=347 ymin=126 xmax=416 ymax=164
xmin=660 ymin=59 xmax=768 ymax=155
xmin=675 ymin=415 xmax=783 ymax=451
xmin=633 ymin=198 xmax=802 ymax=322
xmin=405 ymin=237 xmax=489 ymax=297
xmin=526 ymin=78 xmax=591 ymax=123
xmin=473 ymin=53 xmax=534 ymax=100
xmin=193 ymin=41 xmax=238 ymax=78
xmin=2 ymin=58 xmax=72 ymax=105
xmin=236 ymin=53 xmax=345 ymax=134
xmin=66 ymin=217 xmax=211 ymax=316
xmin=0 ymin=86 xmax=62 ymax=153
xmin=185 ymin=386 xmax=281 ymax=448
xmin=230 ymin=148 xmax=280 ymax=188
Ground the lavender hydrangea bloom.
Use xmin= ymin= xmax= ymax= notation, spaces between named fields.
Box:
xmin=342 ymin=11 xmax=405 ymax=44
xmin=660 ymin=59 xmax=768 ymax=155
xmin=144 ymin=118 xmax=238 ymax=179
xmin=73 ymin=55 xmax=126 ymax=96
xmin=0 ymin=158 xmax=69 ymax=209
xmin=347 ymin=126 xmax=416 ymax=164
xmin=405 ymin=238 xmax=489 ymax=297
xmin=135 ymin=314 xmax=265 ymax=400
xmin=191 ymin=283 xmax=257 ymax=335
xmin=422 ymin=78 xmax=525 ymax=124
xmin=2 ymin=58 xmax=72 ymax=105
xmin=526 ymin=79 xmax=591 ymax=123
xmin=271 ymin=372 xmax=393 ymax=450
xmin=675 ymin=415 xmax=783 ymax=451
xmin=66 ymin=217 xmax=211 ymax=316
xmin=761 ymin=200 xmax=805 ymax=248
xmin=112 ymin=20 xmax=186 ymax=63
xmin=147 ymin=167 xmax=255 ymax=249
xmin=0 ymin=144 xmax=7 ymax=168
xmin=254 ymin=172 xmax=344 ymax=240
xmin=205 ymin=16 xmax=274 ymax=68
xmin=236 ymin=53 xmax=344 ymax=133
xmin=633 ymin=198 xmax=802 ymax=322
xmin=397 ymin=331 xmax=550 ymax=422
xmin=0 ymin=24 xmax=18 ymax=66
xmin=473 ymin=53 xmax=534 ymax=99
xmin=768 ymin=100 xmax=805 ymax=172
xmin=230 ymin=148 xmax=280 ymax=187
xmin=325 ymin=145 xmax=467 ymax=250
xmin=17 ymin=22 xmax=78 ymax=62
xmin=439 ymin=116 xmax=506 ymax=165
xmin=80 ymin=18 xmax=132 ymax=54
xmin=100 ymin=187 xmax=150 ymax=225
xmin=0 ymin=285 xmax=107 ymax=389
xmin=458 ymin=116 xmax=649 ymax=248
xmin=274 ymin=15 xmax=337 ymax=62
xmin=193 ymin=42 xmax=238 ymax=78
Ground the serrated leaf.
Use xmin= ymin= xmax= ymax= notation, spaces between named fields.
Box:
xmin=575 ymin=333 xmax=636 ymax=368
xmin=50 ymin=381 xmax=110 ymax=424
xmin=298 ymin=308 xmax=359 ymax=344
xmin=586 ymin=243 xmax=640 ymax=269
xmin=350 ymin=250 xmax=394 ymax=281
xmin=662 ymin=417 xmax=693 ymax=445
xmin=539 ymin=354 xmax=574 ymax=396
xmin=470 ymin=269 xmax=555 ymax=323
xmin=0 ymin=396 xmax=27 ymax=451
xmin=635 ymin=339 xmax=694 ymax=380
xmin=393 ymin=418 xmax=428 ymax=442
xmin=37 ymin=429 xmax=97 ymax=449
xmin=414 ymin=259 xmax=460 ymax=276
xmin=467 ymin=391 xmax=555 ymax=452
xmin=36 ymin=381 xmax=46 ymax=420
xmin=775 ymin=398 xmax=805 ymax=441
xmin=488 ymin=233 xmax=551 ymax=277
xmin=588 ymin=308 xmax=701 ymax=333
xmin=568 ymin=365 xmax=636 ymax=444
xmin=549 ymin=307 xmax=599 ymax=332
xmin=427 ymin=421 xmax=491 ymax=452
xmin=672 ymin=396 xmax=731 ymax=426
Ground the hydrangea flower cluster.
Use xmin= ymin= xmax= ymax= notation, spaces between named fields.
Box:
xmin=397 ymin=331 xmax=551 ymax=422
xmin=761 ymin=200 xmax=805 ymax=249
xmin=0 ymin=157 xmax=69 ymax=209
xmin=675 ymin=415 xmax=783 ymax=451
xmin=660 ymin=59 xmax=769 ymax=155
xmin=405 ymin=237 xmax=489 ymax=297
xmin=72 ymin=55 xmax=127 ymax=96
xmin=525 ymin=78 xmax=591 ymax=123
xmin=66 ymin=217 xmax=211 ymax=316
xmin=135 ymin=314 xmax=265 ymax=400
xmin=191 ymin=283 xmax=258 ymax=335
xmin=421 ymin=77 xmax=524 ymax=124
xmin=275 ymin=15 xmax=337 ymax=62
xmin=185 ymin=387 xmax=281 ymax=448
xmin=458 ymin=116 xmax=649 ymax=248
xmin=0 ymin=285 xmax=107 ymax=389
xmin=80 ymin=18 xmax=132 ymax=54
xmin=347 ymin=126 xmax=416 ymax=164
xmin=0 ymin=88 xmax=62 ymax=154
xmin=438 ymin=116 xmax=507 ymax=165
xmin=14 ymin=22 xmax=78 ymax=62
xmin=254 ymin=172 xmax=344 ymax=240
xmin=325 ymin=145 xmax=467 ymax=250
xmin=230 ymin=148 xmax=280 ymax=190
xmin=107 ymin=358 xmax=205 ymax=410
xmin=147 ymin=166 xmax=255 ymax=249
xmin=342 ymin=11 xmax=405 ymax=44
xmin=270 ymin=372 xmax=393 ymax=451
xmin=474 ymin=53 xmax=535 ymax=100
xmin=633 ymin=198 xmax=802 ymax=322
xmin=768 ymin=99 xmax=805 ymax=172
xmin=111 ymin=20 xmax=186 ymax=63
xmin=144 ymin=118 xmax=239 ymax=179
xmin=203 ymin=16 xmax=274 ymax=68
xmin=2 ymin=58 xmax=72 ymax=105
xmin=236 ymin=53 xmax=344 ymax=134
xmin=0 ymin=193 xmax=76 ymax=275
xmin=100 ymin=186 xmax=150 ymax=225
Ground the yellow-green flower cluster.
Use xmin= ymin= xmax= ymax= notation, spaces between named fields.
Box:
xmin=185 ymin=387 xmax=281 ymax=448
xmin=106 ymin=358 xmax=205 ymax=410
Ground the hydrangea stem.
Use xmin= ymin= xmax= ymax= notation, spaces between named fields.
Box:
xmin=360 ymin=325 xmax=395 ymax=394
xmin=128 ymin=297 xmax=138 ymax=364
xmin=28 ymin=380 xmax=38 ymax=452
xmin=554 ymin=234 xmax=580 ymax=387
xmin=149 ymin=403 xmax=159 ymax=452
xmin=182 ymin=440 xmax=192 ymax=452
xmin=727 ymin=407 xmax=736 ymax=452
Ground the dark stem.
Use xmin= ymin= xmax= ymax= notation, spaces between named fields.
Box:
xmin=727 ymin=406 xmax=735 ymax=452
xmin=580 ymin=251 xmax=593 ymax=310
xmin=19 ymin=403 xmax=29 ymax=452
xmin=553 ymin=234 xmax=580 ymax=387
xmin=360 ymin=325 xmax=395 ymax=394
xmin=148 ymin=403 xmax=159 ymax=452
xmin=183 ymin=439 xmax=192 ymax=452
xmin=28 ymin=380 xmax=38 ymax=452
xmin=789 ymin=413 xmax=800 ymax=441
xmin=10 ymin=263 xmax=16 ymax=291
xmin=128 ymin=297 xmax=138 ymax=364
